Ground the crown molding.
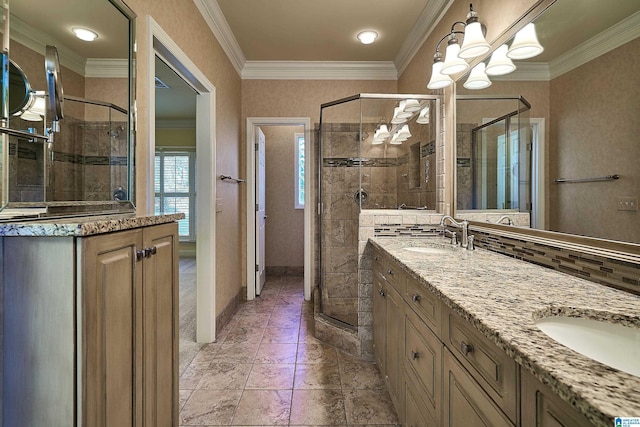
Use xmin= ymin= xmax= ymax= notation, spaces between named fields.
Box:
xmin=10 ymin=15 xmax=86 ymax=76
xmin=85 ymin=58 xmax=128 ymax=78
xmin=193 ymin=0 xmax=246 ymax=76
xmin=492 ymin=62 xmax=550 ymax=81
xmin=241 ymin=61 xmax=398 ymax=80
xmin=496 ymin=11 xmax=640 ymax=82
xmin=549 ymin=10 xmax=640 ymax=79
xmin=395 ymin=0 xmax=454 ymax=76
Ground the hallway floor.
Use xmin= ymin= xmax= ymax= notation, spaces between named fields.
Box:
xmin=178 ymin=274 xmax=399 ymax=426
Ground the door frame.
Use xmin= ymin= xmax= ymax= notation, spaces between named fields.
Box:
xmin=246 ymin=117 xmax=312 ymax=302
xmin=147 ymin=16 xmax=217 ymax=343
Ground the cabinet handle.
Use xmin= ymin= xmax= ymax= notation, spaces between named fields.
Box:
xmin=136 ymin=250 xmax=145 ymax=261
xmin=143 ymin=246 xmax=157 ymax=258
xmin=411 ymin=351 xmax=420 ymax=360
xmin=461 ymin=341 xmax=474 ymax=356
xmin=411 ymin=294 xmax=421 ymax=302
xmin=387 ymin=268 xmax=394 ymax=276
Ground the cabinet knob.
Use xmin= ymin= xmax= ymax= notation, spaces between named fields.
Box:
xmin=411 ymin=294 xmax=421 ymax=303
xmin=386 ymin=268 xmax=394 ymax=275
xmin=461 ymin=341 xmax=474 ymax=356
xmin=411 ymin=351 xmax=420 ymax=360
xmin=378 ymin=289 xmax=386 ymax=297
xmin=374 ymin=256 xmax=379 ymax=261
xmin=136 ymin=250 xmax=145 ymax=261
xmin=143 ymin=246 xmax=157 ymax=258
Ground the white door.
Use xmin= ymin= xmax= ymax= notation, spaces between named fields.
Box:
xmin=255 ymin=127 xmax=267 ymax=294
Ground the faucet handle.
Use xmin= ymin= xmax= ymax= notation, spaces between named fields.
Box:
xmin=467 ymin=235 xmax=475 ymax=250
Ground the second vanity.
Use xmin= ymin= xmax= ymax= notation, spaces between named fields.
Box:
xmin=369 ymin=237 xmax=640 ymax=427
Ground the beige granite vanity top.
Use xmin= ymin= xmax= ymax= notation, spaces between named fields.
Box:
xmin=369 ymin=237 xmax=640 ymax=427
xmin=0 ymin=213 xmax=185 ymax=237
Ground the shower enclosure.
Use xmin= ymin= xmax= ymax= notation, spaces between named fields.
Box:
xmin=456 ymin=95 xmax=531 ymax=212
xmin=318 ymin=94 xmax=440 ymax=327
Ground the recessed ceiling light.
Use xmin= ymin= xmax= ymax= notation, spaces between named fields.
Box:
xmin=72 ymin=27 xmax=98 ymax=42
xmin=357 ymin=31 xmax=378 ymax=45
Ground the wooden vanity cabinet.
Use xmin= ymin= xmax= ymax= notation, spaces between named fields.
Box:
xmin=2 ymin=223 xmax=179 ymax=427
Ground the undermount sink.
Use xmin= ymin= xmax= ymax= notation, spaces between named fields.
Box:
xmin=403 ymin=246 xmax=454 ymax=255
xmin=535 ymin=316 xmax=640 ymax=377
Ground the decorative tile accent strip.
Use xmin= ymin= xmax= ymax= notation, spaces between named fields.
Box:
xmin=323 ymin=157 xmax=398 ymax=167
xmin=471 ymin=230 xmax=640 ymax=295
xmin=374 ymin=224 xmax=441 ymax=237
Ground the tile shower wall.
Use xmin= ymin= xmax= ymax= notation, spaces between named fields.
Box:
xmin=320 ymin=122 xmax=362 ymax=326
xmin=50 ymin=118 xmax=128 ymax=202
xmin=456 ymin=123 xmax=475 ymax=210
xmin=6 ymin=117 xmax=128 ymax=203
xmin=8 ymin=117 xmax=46 ymax=202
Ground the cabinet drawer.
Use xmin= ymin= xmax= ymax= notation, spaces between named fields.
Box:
xmin=443 ymin=307 xmax=518 ymax=423
xmin=404 ymin=307 xmax=442 ymax=425
xmin=405 ymin=275 xmax=441 ymax=335
xmin=383 ymin=257 xmax=405 ymax=294
xmin=444 ymin=348 xmax=514 ymax=427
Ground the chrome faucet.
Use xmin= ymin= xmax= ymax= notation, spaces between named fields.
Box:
xmin=440 ymin=215 xmax=471 ymax=249
xmin=494 ymin=215 xmax=513 ymax=225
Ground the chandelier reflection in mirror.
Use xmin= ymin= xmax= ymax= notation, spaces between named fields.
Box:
xmin=427 ymin=4 xmax=544 ymax=90
xmin=370 ymin=98 xmax=432 ymax=145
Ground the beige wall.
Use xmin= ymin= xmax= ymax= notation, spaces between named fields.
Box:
xmin=125 ymin=0 xmax=242 ymax=317
xmin=155 ymin=128 xmax=196 ymax=148
xmin=549 ymin=38 xmax=640 ymax=243
xmin=260 ymin=125 xmax=305 ymax=267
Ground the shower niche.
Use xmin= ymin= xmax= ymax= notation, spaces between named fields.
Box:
xmin=318 ymin=94 xmax=440 ymax=327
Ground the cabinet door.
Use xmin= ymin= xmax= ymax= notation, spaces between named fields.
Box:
xmin=385 ymin=284 xmax=405 ymax=418
xmin=521 ymin=368 xmax=594 ymax=427
xmin=404 ymin=306 xmax=442 ymax=424
xmin=444 ymin=349 xmax=513 ymax=427
xmin=143 ymin=223 xmax=179 ymax=427
xmin=82 ymin=230 xmax=143 ymax=427
xmin=373 ymin=271 xmax=386 ymax=371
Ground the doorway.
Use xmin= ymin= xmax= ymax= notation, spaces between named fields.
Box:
xmin=147 ymin=17 xmax=217 ymax=346
xmin=246 ymin=118 xmax=312 ymax=302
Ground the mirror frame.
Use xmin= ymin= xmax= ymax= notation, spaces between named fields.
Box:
xmin=451 ymin=0 xmax=640 ymax=258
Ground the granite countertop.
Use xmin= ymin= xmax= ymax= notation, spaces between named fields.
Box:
xmin=0 ymin=213 xmax=185 ymax=237
xmin=369 ymin=237 xmax=640 ymax=427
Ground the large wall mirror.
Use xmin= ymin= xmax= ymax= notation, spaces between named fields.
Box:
xmin=1 ymin=0 xmax=136 ymax=216
xmin=455 ymin=0 xmax=640 ymax=245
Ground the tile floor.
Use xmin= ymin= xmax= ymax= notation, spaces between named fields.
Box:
xmin=179 ymin=274 xmax=399 ymax=426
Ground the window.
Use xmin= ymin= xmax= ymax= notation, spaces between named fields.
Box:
xmin=155 ymin=149 xmax=196 ymax=241
xmin=294 ymin=133 xmax=305 ymax=209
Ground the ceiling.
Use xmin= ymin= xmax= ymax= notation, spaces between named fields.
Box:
xmin=215 ymin=0 xmax=431 ymax=62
